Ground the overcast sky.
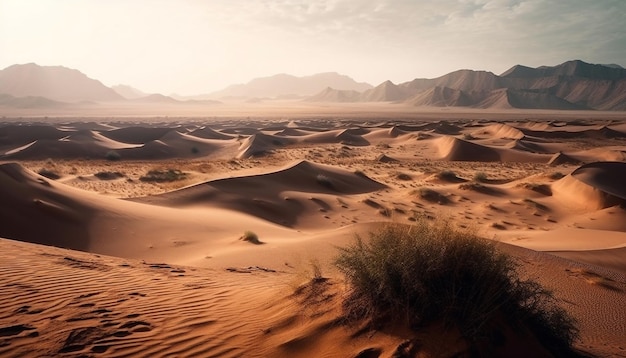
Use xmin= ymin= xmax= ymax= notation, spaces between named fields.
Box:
xmin=1 ymin=0 xmax=624 ymax=95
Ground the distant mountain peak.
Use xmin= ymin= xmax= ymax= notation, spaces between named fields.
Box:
xmin=0 ymin=63 xmax=123 ymax=102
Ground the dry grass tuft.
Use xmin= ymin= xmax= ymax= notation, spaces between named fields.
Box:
xmin=413 ymin=187 xmax=450 ymax=205
xmin=239 ymin=231 xmax=263 ymax=245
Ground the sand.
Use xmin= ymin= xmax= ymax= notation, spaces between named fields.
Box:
xmin=1 ymin=111 xmax=625 ymax=357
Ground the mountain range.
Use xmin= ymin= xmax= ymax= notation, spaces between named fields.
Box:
xmin=310 ymin=60 xmax=626 ymax=110
xmin=0 ymin=60 xmax=624 ymax=110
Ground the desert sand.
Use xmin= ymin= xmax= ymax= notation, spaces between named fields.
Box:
xmin=0 ymin=111 xmax=625 ymax=357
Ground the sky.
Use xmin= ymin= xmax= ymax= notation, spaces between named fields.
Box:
xmin=1 ymin=0 xmax=625 ymax=95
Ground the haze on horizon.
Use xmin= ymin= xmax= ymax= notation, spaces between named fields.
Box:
xmin=1 ymin=0 xmax=624 ymax=96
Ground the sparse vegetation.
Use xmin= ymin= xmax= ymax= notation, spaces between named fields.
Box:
xmin=316 ymin=174 xmax=335 ymax=189
xmin=413 ymin=187 xmax=450 ymax=204
xmin=548 ymin=172 xmax=565 ymax=180
xmin=94 ymin=171 xmax=124 ymax=180
xmin=518 ymin=182 xmax=552 ymax=196
xmin=459 ymin=182 xmax=501 ymax=195
xmin=37 ymin=168 xmax=61 ymax=180
xmin=139 ymin=169 xmax=187 ymax=183
xmin=436 ymin=170 xmax=459 ymax=182
xmin=239 ymin=231 xmax=263 ymax=245
xmin=105 ymin=150 xmax=121 ymax=161
xmin=473 ymin=171 xmax=488 ymax=182
xmin=334 ymin=220 xmax=579 ymax=355
xmin=396 ymin=172 xmax=412 ymax=181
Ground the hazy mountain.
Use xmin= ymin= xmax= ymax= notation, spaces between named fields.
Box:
xmin=307 ymin=60 xmax=626 ymax=110
xmin=112 ymin=84 xmax=147 ymax=99
xmin=360 ymin=80 xmax=408 ymax=102
xmin=0 ymin=63 xmax=123 ymax=102
xmin=2 ymin=60 xmax=624 ymax=110
xmin=0 ymin=93 xmax=66 ymax=108
xmin=305 ymin=87 xmax=362 ymax=102
xmin=209 ymin=72 xmax=373 ymax=99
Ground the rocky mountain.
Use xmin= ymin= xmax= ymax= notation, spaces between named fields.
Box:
xmin=0 ymin=63 xmax=123 ymax=102
xmin=308 ymin=60 xmax=626 ymax=110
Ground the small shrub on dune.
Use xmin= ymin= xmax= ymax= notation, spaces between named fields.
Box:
xmin=139 ymin=169 xmax=187 ymax=183
xmin=94 ymin=171 xmax=125 ymax=180
xmin=316 ymin=174 xmax=335 ymax=190
xmin=38 ymin=168 xmax=61 ymax=180
xmin=548 ymin=172 xmax=565 ymax=180
xmin=413 ymin=187 xmax=450 ymax=204
xmin=334 ymin=220 xmax=579 ymax=355
xmin=436 ymin=170 xmax=459 ymax=182
xmin=473 ymin=171 xmax=488 ymax=183
xmin=239 ymin=230 xmax=263 ymax=245
xmin=105 ymin=150 xmax=121 ymax=161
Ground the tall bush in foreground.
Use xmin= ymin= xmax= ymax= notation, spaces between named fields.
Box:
xmin=334 ymin=220 xmax=579 ymax=355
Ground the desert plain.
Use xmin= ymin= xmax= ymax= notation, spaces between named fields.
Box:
xmin=0 ymin=107 xmax=625 ymax=357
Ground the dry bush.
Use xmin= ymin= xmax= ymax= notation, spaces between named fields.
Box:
xmin=139 ymin=169 xmax=187 ymax=183
xmin=38 ymin=168 xmax=61 ymax=180
xmin=334 ymin=220 xmax=579 ymax=355
xmin=239 ymin=231 xmax=263 ymax=245
xmin=436 ymin=170 xmax=460 ymax=182
xmin=94 ymin=171 xmax=125 ymax=180
xmin=413 ymin=187 xmax=450 ymax=204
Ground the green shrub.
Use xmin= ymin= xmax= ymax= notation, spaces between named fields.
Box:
xmin=334 ymin=220 xmax=578 ymax=354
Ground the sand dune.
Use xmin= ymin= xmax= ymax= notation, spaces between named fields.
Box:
xmin=571 ymin=161 xmax=626 ymax=200
xmin=133 ymin=160 xmax=386 ymax=227
xmin=1 ymin=115 xmax=626 ymax=357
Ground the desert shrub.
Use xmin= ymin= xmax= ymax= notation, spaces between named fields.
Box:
xmin=191 ymin=146 xmax=200 ymax=154
xmin=239 ymin=230 xmax=262 ymax=244
xmin=463 ymin=133 xmax=476 ymax=140
xmin=139 ymin=169 xmax=187 ymax=183
xmin=518 ymin=182 xmax=552 ymax=196
xmin=334 ymin=220 xmax=578 ymax=354
xmin=105 ymin=150 xmax=121 ymax=161
xmin=548 ymin=172 xmax=565 ymax=180
xmin=473 ymin=171 xmax=488 ymax=182
xmin=38 ymin=168 xmax=61 ymax=180
xmin=459 ymin=182 xmax=502 ymax=195
xmin=436 ymin=170 xmax=459 ymax=182
xmin=94 ymin=171 xmax=124 ymax=180
xmin=413 ymin=187 xmax=450 ymax=204
xmin=316 ymin=174 xmax=335 ymax=189
xmin=396 ymin=172 xmax=412 ymax=181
